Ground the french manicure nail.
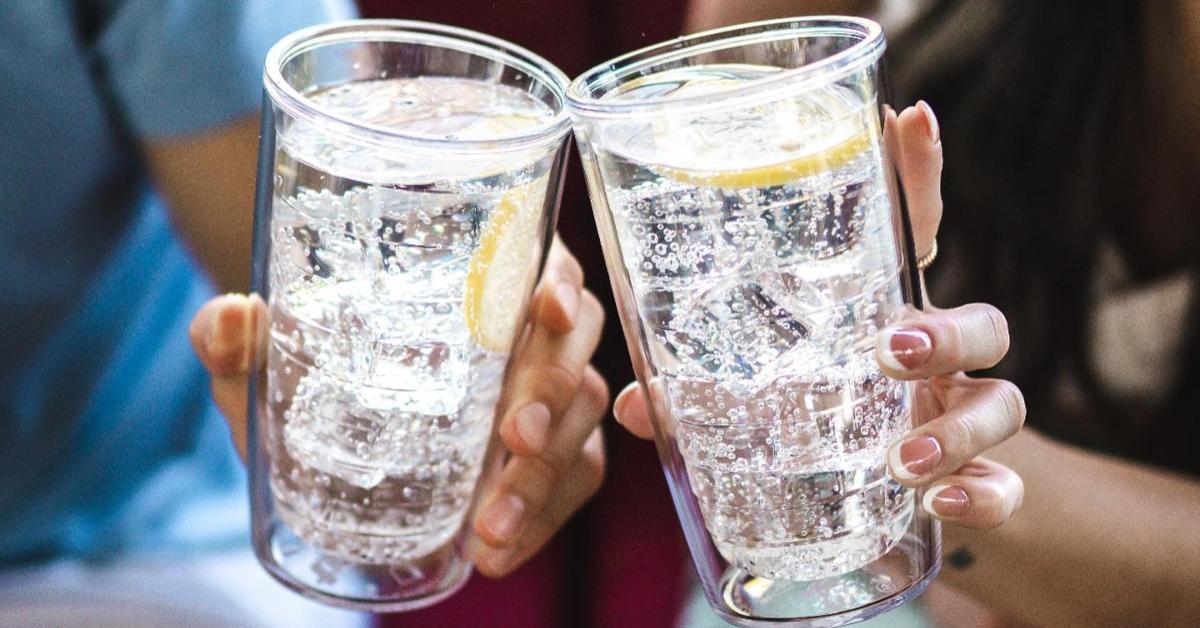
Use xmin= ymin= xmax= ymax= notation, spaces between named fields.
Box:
xmin=208 ymin=296 xmax=239 ymax=354
xmin=555 ymin=282 xmax=579 ymax=326
xmin=480 ymin=494 xmax=525 ymax=542
xmin=923 ymin=484 xmax=970 ymax=518
xmin=889 ymin=435 xmax=942 ymax=480
xmin=917 ymin=100 xmax=939 ymax=143
xmin=206 ymin=306 xmax=223 ymax=354
xmin=877 ymin=326 xmax=933 ymax=371
xmin=514 ymin=403 xmax=551 ymax=452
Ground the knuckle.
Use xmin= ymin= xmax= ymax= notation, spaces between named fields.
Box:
xmin=579 ymin=290 xmax=606 ymax=327
xmin=582 ymin=368 xmax=611 ymax=411
xmin=942 ymin=411 xmax=981 ymax=462
xmin=939 ymin=314 xmax=969 ymax=367
xmin=582 ymin=449 xmax=606 ymax=496
xmin=551 ymin=246 xmax=585 ymax=285
xmin=509 ymin=456 xmax=560 ymax=504
xmin=978 ymin=305 xmax=1011 ymax=365
xmin=529 ymin=361 xmax=583 ymax=406
xmin=992 ymin=380 xmax=1027 ymax=433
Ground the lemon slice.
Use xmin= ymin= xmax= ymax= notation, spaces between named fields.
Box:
xmin=657 ymin=127 xmax=872 ymax=189
xmin=454 ymin=113 xmax=547 ymax=140
xmin=463 ymin=176 xmax=548 ymax=352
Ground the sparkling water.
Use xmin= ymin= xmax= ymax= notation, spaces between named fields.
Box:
xmin=598 ymin=66 xmax=913 ymax=581
xmin=266 ymin=78 xmax=552 ymax=564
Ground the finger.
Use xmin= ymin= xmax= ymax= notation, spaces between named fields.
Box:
xmin=189 ymin=294 xmax=267 ymax=458
xmin=533 ymin=236 xmax=585 ymax=334
xmin=920 ymin=457 xmax=1024 ymax=529
xmin=894 ymin=101 xmax=943 ymax=258
xmin=888 ymin=376 xmax=1026 ymax=485
xmin=190 ymin=293 xmax=257 ymax=377
xmin=613 ymin=382 xmax=654 ymax=440
xmin=877 ymin=303 xmax=1011 ymax=379
xmin=474 ymin=426 xmax=606 ymax=577
xmin=478 ymin=366 xmax=609 ymax=547
xmin=499 ymin=291 xmax=605 ymax=455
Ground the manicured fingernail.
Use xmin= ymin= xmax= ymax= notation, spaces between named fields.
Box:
xmin=613 ymin=382 xmax=640 ymax=422
xmin=514 ymin=403 xmax=551 ymax=452
xmin=480 ymin=494 xmax=525 ymax=542
xmin=554 ymin=282 xmax=579 ymax=327
xmin=889 ymin=435 xmax=942 ymax=480
xmin=917 ymin=100 xmax=939 ymax=143
xmin=207 ymin=295 xmax=240 ymax=354
xmin=878 ymin=326 xmax=933 ymax=371
xmin=923 ymin=484 xmax=970 ymax=518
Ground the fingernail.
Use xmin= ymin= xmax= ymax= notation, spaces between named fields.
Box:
xmin=917 ymin=100 xmax=939 ymax=143
xmin=878 ymin=326 xmax=932 ymax=371
xmin=480 ymin=494 xmax=525 ymax=542
xmin=613 ymin=382 xmax=640 ymax=422
xmin=923 ymin=484 xmax=970 ymax=518
xmin=514 ymin=403 xmax=551 ymax=452
xmin=889 ymin=435 xmax=942 ymax=480
xmin=207 ymin=298 xmax=227 ymax=354
xmin=554 ymin=282 xmax=579 ymax=327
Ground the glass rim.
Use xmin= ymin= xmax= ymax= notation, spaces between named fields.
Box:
xmin=263 ymin=19 xmax=573 ymax=153
xmin=566 ymin=16 xmax=885 ymax=119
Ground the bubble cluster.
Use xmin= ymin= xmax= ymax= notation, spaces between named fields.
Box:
xmin=262 ymin=78 xmax=552 ymax=566
xmin=603 ymin=72 xmax=913 ymax=581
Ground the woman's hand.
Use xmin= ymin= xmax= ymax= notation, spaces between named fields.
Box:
xmin=188 ymin=236 xmax=609 ymax=578
xmin=613 ymin=102 xmax=1026 ymax=529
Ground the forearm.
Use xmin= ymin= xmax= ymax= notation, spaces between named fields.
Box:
xmin=144 ymin=115 xmax=261 ymax=292
xmin=685 ymin=0 xmax=875 ymax=32
xmin=939 ymin=429 xmax=1200 ymax=627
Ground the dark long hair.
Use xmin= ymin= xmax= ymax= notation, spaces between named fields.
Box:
xmin=890 ymin=0 xmax=1199 ymax=472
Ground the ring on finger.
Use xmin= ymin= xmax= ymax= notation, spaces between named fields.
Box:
xmin=917 ymin=238 xmax=938 ymax=272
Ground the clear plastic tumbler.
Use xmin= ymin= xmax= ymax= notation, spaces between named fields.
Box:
xmin=568 ymin=17 xmax=938 ymax=626
xmin=248 ymin=20 xmax=571 ymax=610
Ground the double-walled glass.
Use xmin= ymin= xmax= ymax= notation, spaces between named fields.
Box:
xmin=568 ymin=18 xmax=938 ymax=626
xmin=249 ymin=20 xmax=571 ymax=611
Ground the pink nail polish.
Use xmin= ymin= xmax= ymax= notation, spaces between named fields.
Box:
xmin=514 ymin=403 xmax=551 ymax=452
xmin=923 ymin=484 xmax=970 ymax=518
xmin=877 ymin=327 xmax=932 ymax=371
xmin=889 ymin=435 xmax=942 ymax=480
xmin=917 ymin=100 xmax=939 ymax=143
xmin=481 ymin=494 xmax=525 ymax=542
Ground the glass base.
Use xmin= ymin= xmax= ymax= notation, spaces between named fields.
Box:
xmin=255 ymin=520 xmax=473 ymax=612
xmin=712 ymin=532 xmax=939 ymax=627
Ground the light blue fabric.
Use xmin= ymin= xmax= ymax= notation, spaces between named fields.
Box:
xmin=0 ymin=0 xmax=354 ymax=565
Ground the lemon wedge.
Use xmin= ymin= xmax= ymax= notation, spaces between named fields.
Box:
xmin=656 ymin=127 xmax=872 ymax=189
xmin=463 ymin=176 xmax=548 ymax=352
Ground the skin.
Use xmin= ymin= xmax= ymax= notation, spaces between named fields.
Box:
xmin=601 ymin=2 xmax=1199 ymax=627
xmin=187 ymin=238 xmax=608 ymax=578
xmin=152 ymin=110 xmax=610 ymax=577
xmin=145 ymin=115 xmax=260 ymax=292
xmin=180 ymin=0 xmax=1200 ymax=619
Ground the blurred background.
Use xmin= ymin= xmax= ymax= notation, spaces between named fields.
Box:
xmin=355 ymin=1 xmax=692 ymax=626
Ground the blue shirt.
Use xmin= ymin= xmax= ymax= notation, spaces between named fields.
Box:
xmin=0 ymin=0 xmax=354 ymax=564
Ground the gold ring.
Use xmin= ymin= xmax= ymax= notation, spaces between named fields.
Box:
xmin=917 ymin=238 xmax=938 ymax=272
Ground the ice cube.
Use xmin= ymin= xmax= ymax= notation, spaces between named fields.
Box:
xmin=672 ymin=281 xmax=810 ymax=381
xmin=283 ymin=371 xmax=391 ymax=489
xmin=761 ymin=181 xmax=866 ymax=262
